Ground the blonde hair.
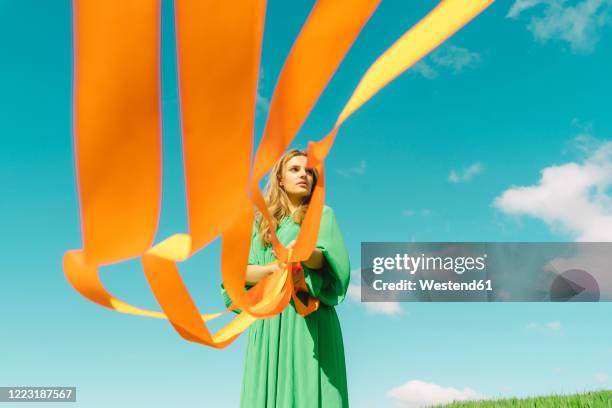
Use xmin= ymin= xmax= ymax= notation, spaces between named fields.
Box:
xmin=256 ymin=149 xmax=319 ymax=247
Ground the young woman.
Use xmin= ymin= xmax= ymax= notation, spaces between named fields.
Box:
xmin=222 ymin=148 xmax=351 ymax=407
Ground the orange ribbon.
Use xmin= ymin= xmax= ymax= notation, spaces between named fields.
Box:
xmin=65 ymin=0 xmax=494 ymax=348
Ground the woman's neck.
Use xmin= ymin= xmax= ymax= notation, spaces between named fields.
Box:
xmin=287 ymin=196 xmax=302 ymax=215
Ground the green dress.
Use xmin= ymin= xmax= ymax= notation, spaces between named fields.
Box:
xmin=221 ymin=205 xmax=351 ymax=407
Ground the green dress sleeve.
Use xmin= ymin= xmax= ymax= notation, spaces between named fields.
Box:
xmin=220 ymin=221 xmax=259 ymax=314
xmin=301 ymin=205 xmax=351 ymax=307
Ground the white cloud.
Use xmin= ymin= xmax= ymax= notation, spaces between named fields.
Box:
xmin=337 ymin=160 xmax=366 ymax=176
xmin=431 ymin=45 xmax=481 ymax=73
xmin=594 ymin=372 xmax=609 ymax=383
xmin=448 ymin=162 xmax=483 ymax=183
xmin=526 ymin=321 xmax=562 ymax=331
xmin=506 ymin=0 xmax=612 ymax=53
xmin=507 ymin=0 xmax=548 ymax=18
xmin=562 ymin=130 xmax=602 ymax=156
xmin=401 ymin=208 xmax=432 ymax=217
xmin=412 ymin=61 xmax=439 ymax=79
xmin=411 ymin=45 xmax=480 ymax=79
xmin=387 ymin=380 xmax=486 ymax=408
xmin=493 ymin=140 xmax=612 ymax=241
xmin=347 ymin=269 xmax=403 ymax=315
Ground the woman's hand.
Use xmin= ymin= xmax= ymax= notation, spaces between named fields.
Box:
xmin=267 ymin=261 xmax=284 ymax=275
xmin=245 ymin=263 xmax=283 ymax=285
xmin=271 ymin=240 xmax=296 ymax=259
xmin=272 ymin=240 xmax=325 ymax=270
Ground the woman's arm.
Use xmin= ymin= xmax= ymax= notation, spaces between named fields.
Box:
xmin=245 ymin=263 xmax=282 ymax=285
xmin=274 ymin=240 xmax=326 ymax=270
xmin=245 ymin=250 xmax=323 ymax=286
xmin=301 ymin=248 xmax=325 ymax=270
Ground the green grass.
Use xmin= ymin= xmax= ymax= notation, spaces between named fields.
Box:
xmin=432 ymin=389 xmax=612 ymax=407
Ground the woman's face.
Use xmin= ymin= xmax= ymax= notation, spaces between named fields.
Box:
xmin=280 ymin=155 xmax=314 ymax=200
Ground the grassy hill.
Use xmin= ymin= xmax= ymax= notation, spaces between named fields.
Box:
xmin=433 ymin=389 xmax=611 ymax=407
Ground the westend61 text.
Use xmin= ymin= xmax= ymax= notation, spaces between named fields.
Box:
xmin=372 ymin=253 xmax=487 ymax=275
xmin=372 ymin=279 xmax=493 ymax=291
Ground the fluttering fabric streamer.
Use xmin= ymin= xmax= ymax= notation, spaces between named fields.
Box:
xmin=65 ymin=0 xmax=494 ymax=348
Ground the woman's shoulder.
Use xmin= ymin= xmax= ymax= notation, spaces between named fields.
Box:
xmin=322 ymin=204 xmax=336 ymax=218
xmin=317 ymin=205 xmax=338 ymax=227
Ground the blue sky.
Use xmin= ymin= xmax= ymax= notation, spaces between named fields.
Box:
xmin=1 ymin=0 xmax=611 ymax=407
